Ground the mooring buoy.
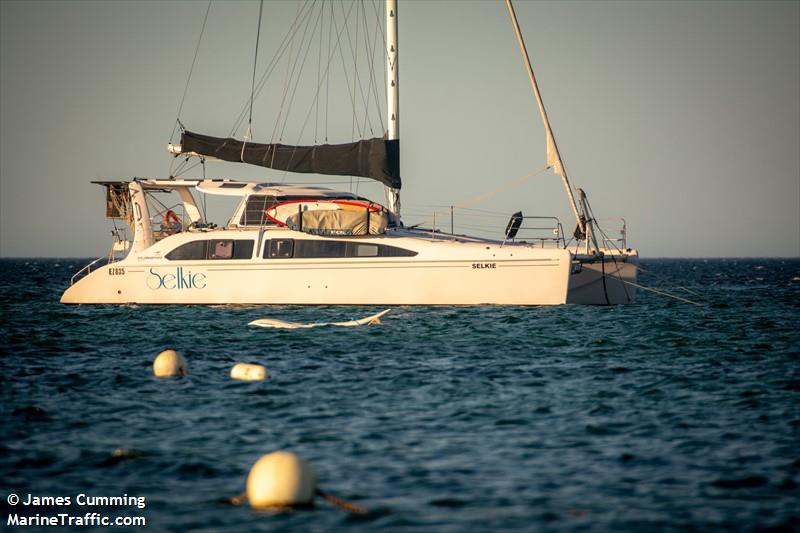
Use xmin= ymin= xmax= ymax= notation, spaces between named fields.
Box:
xmin=153 ymin=349 xmax=187 ymax=378
xmin=230 ymin=363 xmax=267 ymax=382
xmin=246 ymin=451 xmax=316 ymax=509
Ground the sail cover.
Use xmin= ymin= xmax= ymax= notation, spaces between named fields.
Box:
xmin=286 ymin=209 xmax=388 ymax=236
xmin=180 ymin=131 xmax=401 ymax=189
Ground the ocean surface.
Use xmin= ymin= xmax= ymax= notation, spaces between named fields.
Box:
xmin=1 ymin=258 xmax=798 ymax=531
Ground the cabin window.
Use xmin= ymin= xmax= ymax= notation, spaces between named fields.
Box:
xmin=352 ymin=243 xmax=379 ymax=257
xmin=376 ymin=244 xmax=417 ymax=257
xmin=266 ymin=239 xmax=295 ymax=258
xmin=296 ymin=240 xmax=346 ymax=258
xmin=211 ymin=240 xmax=233 ymax=259
xmin=166 ymin=239 xmax=254 ymax=261
xmin=165 ymin=240 xmax=207 ymax=260
xmin=207 ymin=239 xmax=254 ymax=260
xmin=262 ymin=239 xmax=416 ymax=259
xmin=231 ymin=240 xmax=254 ymax=259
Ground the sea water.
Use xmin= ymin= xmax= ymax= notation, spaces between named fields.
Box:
xmin=1 ymin=258 xmax=798 ymax=531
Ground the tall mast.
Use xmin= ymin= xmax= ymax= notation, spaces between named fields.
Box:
xmin=504 ymin=0 xmax=584 ymax=235
xmin=386 ymin=0 xmax=400 ymax=219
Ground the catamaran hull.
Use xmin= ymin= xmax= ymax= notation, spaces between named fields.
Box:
xmin=567 ymin=252 xmax=638 ymax=305
xmin=61 ymin=243 xmax=573 ymax=305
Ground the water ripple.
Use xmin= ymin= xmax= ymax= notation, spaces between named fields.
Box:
xmin=0 ymin=258 xmax=798 ymax=530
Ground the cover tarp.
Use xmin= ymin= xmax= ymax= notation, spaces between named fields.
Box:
xmin=286 ymin=209 xmax=388 ymax=236
xmin=180 ymin=130 xmax=401 ymax=189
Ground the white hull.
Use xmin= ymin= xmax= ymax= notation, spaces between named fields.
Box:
xmin=567 ymin=250 xmax=639 ymax=305
xmin=61 ymin=229 xmax=573 ymax=305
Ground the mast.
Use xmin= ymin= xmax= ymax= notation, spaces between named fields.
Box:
xmin=504 ymin=0 xmax=584 ymax=236
xmin=386 ymin=0 xmax=401 ymax=219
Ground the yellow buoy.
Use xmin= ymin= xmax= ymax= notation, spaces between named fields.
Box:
xmin=246 ymin=451 xmax=316 ymax=509
xmin=153 ymin=349 xmax=187 ymax=377
xmin=230 ymin=363 xmax=267 ymax=382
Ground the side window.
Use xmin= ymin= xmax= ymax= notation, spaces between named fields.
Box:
xmin=209 ymin=240 xmax=233 ymax=259
xmin=295 ymin=240 xmax=347 ymax=258
xmin=264 ymin=239 xmax=294 ymax=258
xmin=378 ymin=244 xmax=417 ymax=257
xmin=165 ymin=240 xmax=207 ymax=260
xmin=350 ymin=243 xmax=379 ymax=257
xmin=207 ymin=239 xmax=254 ymax=260
xmin=260 ymin=239 xmax=416 ymax=259
xmin=232 ymin=240 xmax=254 ymax=259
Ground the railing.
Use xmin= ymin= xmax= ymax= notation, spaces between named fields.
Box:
xmin=70 ymin=228 xmax=130 ymax=286
xmin=70 ymin=255 xmax=111 ymax=286
xmin=504 ymin=216 xmax=565 ymax=248
xmin=595 ymin=217 xmax=627 ymax=250
xmin=402 ymin=205 xmax=564 ymax=247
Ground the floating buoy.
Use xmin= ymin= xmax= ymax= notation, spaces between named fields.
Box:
xmin=230 ymin=363 xmax=267 ymax=381
xmin=153 ymin=349 xmax=187 ymax=377
xmin=246 ymin=451 xmax=316 ymax=509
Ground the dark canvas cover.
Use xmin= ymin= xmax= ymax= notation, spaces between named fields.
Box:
xmin=180 ymin=130 xmax=401 ymax=189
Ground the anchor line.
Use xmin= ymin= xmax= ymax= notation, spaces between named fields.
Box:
xmin=316 ymin=488 xmax=368 ymax=514
xmin=612 ymin=278 xmax=702 ymax=306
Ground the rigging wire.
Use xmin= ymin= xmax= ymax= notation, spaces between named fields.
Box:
xmin=329 ymin=2 xmax=363 ymax=137
xmin=314 ymin=0 xmax=324 ymax=143
xmin=275 ymin=2 xmax=326 ymax=147
xmin=279 ymin=1 xmax=361 ymax=183
xmin=240 ymin=0 xmax=264 ymax=162
xmin=364 ymin=0 xmax=385 ymax=133
xmin=171 ymin=158 xmax=206 ymax=178
xmin=247 ymin=0 xmax=266 ymax=136
xmin=169 ymin=0 xmax=212 ymax=144
xmin=229 ymin=1 xmax=316 ymax=137
xmin=270 ymin=0 xmax=359 ymax=153
xmin=325 ymin=1 xmax=334 ymax=141
xmin=227 ymin=0 xmax=382 ymax=152
xmin=337 ymin=0 xmax=377 ymax=138
xmin=456 ymin=166 xmax=549 ymax=211
xmin=351 ymin=1 xmax=361 ymax=139
xmin=407 ymin=166 xmax=550 ymax=229
xmin=270 ymin=0 xmax=316 ymax=147
xmin=369 ymin=0 xmax=389 ymax=128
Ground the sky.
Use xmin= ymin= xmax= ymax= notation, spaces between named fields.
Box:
xmin=1 ymin=0 xmax=798 ymax=258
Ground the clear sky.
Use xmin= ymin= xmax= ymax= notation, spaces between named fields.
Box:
xmin=1 ymin=0 xmax=798 ymax=258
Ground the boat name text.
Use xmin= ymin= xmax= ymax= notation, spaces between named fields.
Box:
xmin=472 ymin=263 xmax=497 ymax=269
xmin=147 ymin=267 xmax=207 ymax=290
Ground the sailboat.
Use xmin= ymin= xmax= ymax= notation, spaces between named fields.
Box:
xmin=61 ymin=0 xmax=637 ymax=306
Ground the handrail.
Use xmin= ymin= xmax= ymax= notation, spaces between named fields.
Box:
xmin=406 ymin=206 xmax=564 ymax=247
xmin=503 ymin=216 xmax=565 ymax=248
xmin=70 ymin=256 xmax=109 ymax=286
xmin=594 ymin=217 xmax=627 ymax=250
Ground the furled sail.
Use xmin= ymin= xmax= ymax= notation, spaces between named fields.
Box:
xmin=545 ymin=129 xmax=564 ymax=178
xmin=179 ymin=131 xmax=401 ymax=189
